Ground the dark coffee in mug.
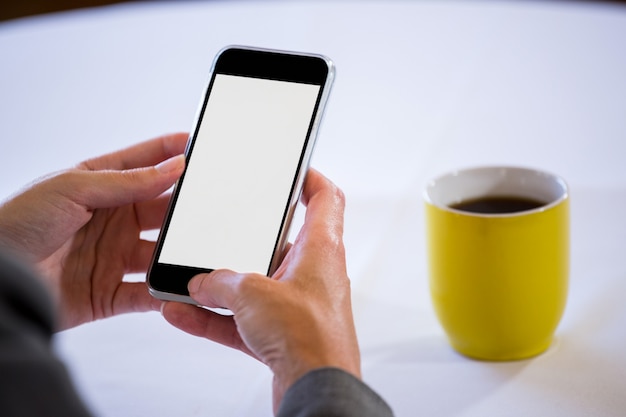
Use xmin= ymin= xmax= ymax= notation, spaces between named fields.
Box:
xmin=450 ymin=196 xmax=546 ymax=214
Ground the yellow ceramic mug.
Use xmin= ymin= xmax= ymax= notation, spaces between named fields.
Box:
xmin=424 ymin=166 xmax=569 ymax=361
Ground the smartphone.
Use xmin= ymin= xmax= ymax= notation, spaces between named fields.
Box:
xmin=147 ymin=46 xmax=334 ymax=303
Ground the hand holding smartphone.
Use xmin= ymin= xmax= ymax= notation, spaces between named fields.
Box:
xmin=147 ymin=46 xmax=335 ymax=303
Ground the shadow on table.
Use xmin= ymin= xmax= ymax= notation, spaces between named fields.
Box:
xmin=362 ymin=335 xmax=533 ymax=416
xmin=363 ymin=302 xmax=626 ymax=416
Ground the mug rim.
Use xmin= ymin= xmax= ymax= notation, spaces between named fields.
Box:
xmin=424 ymin=165 xmax=569 ymax=218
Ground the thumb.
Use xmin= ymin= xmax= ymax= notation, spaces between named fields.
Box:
xmin=187 ymin=270 xmax=236 ymax=309
xmin=71 ymin=154 xmax=185 ymax=209
xmin=188 ymin=269 xmax=263 ymax=311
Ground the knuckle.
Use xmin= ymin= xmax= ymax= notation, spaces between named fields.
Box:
xmin=232 ymin=273 xmax=264 ymax=294
xmin=332 ymin=183 xmax=346 ymax=206
xmin=235 ymin=273 xmax=277 ymax=305
xmin=49 ymin=169 xmax=86 ymax=197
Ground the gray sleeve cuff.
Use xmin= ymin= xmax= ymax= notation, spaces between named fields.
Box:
xmin=277 ymin=367 xmax=394 ymax=417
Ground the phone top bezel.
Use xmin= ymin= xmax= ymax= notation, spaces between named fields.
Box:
xmin=215 ymin=46 xmax=332 ymax=85
xmin=147 ymin=45 xmax=334 ymax=301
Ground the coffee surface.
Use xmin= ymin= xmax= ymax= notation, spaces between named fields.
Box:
xmin=450 ymin=196 xmax=546 ymax=214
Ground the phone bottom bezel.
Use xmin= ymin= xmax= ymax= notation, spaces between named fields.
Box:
xmin=148 ymin=263 xmax=213 ymax=304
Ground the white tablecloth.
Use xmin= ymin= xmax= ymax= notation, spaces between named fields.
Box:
xmin=1 ymin=1 xmax=625 ymax=416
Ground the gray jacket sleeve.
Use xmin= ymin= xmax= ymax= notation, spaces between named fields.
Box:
xmin=277 ymin=367 xmax=394 ymax=417
xmin=0 ymin=249 xmax=94 ymax=417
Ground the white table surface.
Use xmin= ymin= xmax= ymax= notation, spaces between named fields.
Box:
xmin=2 ymin=1 xmax=626 ymax=416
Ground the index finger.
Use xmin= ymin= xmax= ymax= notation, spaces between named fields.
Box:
xmin=299 ymin=168 xmax=346 ymax=243
xmin=78 ymin=132 xmax=189 ymax=171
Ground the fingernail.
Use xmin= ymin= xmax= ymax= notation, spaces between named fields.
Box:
xmin=155 ymin=154 xmax=185 ymax=174
xmin=187 ymin=274 xmax=205 ymax=294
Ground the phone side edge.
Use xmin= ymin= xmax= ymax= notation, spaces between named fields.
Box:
xmin=267 ymin=58 xmax=336 ymax=276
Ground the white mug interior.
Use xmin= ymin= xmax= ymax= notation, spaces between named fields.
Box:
xmin=424 ymin=166 xmax=568 ymax=216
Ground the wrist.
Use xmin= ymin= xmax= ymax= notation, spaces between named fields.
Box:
xmin=271 ymin=347 xmax=362 ymax=401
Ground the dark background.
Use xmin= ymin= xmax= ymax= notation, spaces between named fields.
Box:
xmin=1 ymin=0 xmax=128 ymax=21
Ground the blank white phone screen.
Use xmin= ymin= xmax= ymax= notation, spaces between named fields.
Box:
xmin=158 ymin=74 xmax=320 ymax=273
